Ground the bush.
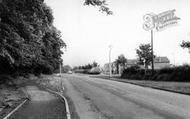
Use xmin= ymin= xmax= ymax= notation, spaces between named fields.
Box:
xmin=74 ymin=69 xmax=89 ymax=74
xmin=74 ymin=67 xmax=101 ymax=75
xmin=122 ymin=65 xmax=190 ymax=82
xmin=121 ymin=65 xmax=145 ymax=80
xmin=88 ymin=67 xmax=101 ymax=75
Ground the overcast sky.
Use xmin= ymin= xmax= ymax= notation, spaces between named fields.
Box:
xmin=45 ymin=0 xmax=190 ymax=67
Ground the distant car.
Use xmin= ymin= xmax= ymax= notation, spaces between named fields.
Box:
xmin=55 ymin=73 xmax=62 ymax=77
xmin=68 ymin=71 xmax=73 ymax=74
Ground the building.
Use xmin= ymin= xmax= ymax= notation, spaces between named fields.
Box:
xmin=126 ymin=59 xmax=138 ymax=68
xmin=153 ymin=56 xmax=170 ymax=69
xmin=103 ymin=56 xmax=170 ymax=74
xmin=126 ymin=57 xmax=170 ymax=69
xmin=103 ymin=62 xmax=117 ymax=74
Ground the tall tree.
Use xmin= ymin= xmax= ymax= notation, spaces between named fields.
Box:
xmin=92 ymin=61 xmax=98 ymax=67
xmin=115 ymin=54 xmax=127 ymax=74
xmin=136 ymin=44 xmax=154 ymax=70
xmin=0 ymin=0 xmax=66 ymax=75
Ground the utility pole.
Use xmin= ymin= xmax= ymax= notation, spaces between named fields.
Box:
xmin=59 ymin=60 xmax=62 ymax=77
xmin=109 ymin=45 xmax=112 ymax=79
xmin=151 ymin=30 xmax=154 ymax=75
xmin=143 ymin=10 xmax=180 ymax=75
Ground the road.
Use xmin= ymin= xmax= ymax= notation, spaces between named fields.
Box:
xmin=9 ymin=85 xmax=66 ymax=119
xmin=61 ymin=74 xmax=190 ymax=119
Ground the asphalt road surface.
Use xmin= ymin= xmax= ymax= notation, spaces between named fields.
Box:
xmin=62 ymin=74 xmax=190 ymax=119
xmin=9 ymin=85 xmax=66 ymax=119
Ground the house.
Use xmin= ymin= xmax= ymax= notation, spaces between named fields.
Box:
xmin=125 ymin=59 xmax=138 ymax=68
xmin=126 ymin=57 xmax=170 ymax=69
xmin=124 ymin=59 xmax=144 ymax=69
xmin=103 ymin=63 xmax=110 ymax=74
xmin=103 ymin=62 xmax=117 ymax=74
xmin=103 ymin=59 xmax=140 ymax=74
xmin=103 ymin=56 xmax=170 ymax=74
xmin=153 ymin=56 xmax=170 ymax=69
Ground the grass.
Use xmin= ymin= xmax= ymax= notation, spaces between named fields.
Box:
xmin=38 ymin=74 xmax=80 ymax=119
xmin=120 ymin=80 xmax=190 ymax=95
xmin=0 ymin=75 xmax=30 ymax=119
xmin=91 ymin=75 xmax=190 ymax=95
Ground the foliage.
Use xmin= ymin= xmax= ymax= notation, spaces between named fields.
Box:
xmin=181 ymin=40 xmax=190 ymax=53
xmin=0 ymin=0 xmax=66 ymax=76
xmin=121 ymin=65 xmax=190 ymax=82
xmin=115 ymin=54 xmax=127 ymax=74
xmin=92 ymin=61 xmax=98 ymax=67
xmin=75 ymin=61 xmax=99 ymax=70
xmin=54 ymin=65 xmax=72 ymax=73
xmin=121 ymin=65 xmax=148 ymax=80
xmin=73 ymin=61 xmax=100 ymax=74
xmin=84 ymin=0 xmax=113 ymax=15
xmin=136 ymin=44 xmax=155 ymax=70
xmin=88 ymin=67 xmax=101 ymax=74
xmin=115 ymin=54 xmax=127 ymax=66
xmin=152 ymin=65 xmax=190 ymax=81
xmin=63 ymin=65 xmax=72 ymax=73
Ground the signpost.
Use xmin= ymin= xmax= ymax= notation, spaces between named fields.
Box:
xmin=143 ymin=9 xmax=180 ymax=75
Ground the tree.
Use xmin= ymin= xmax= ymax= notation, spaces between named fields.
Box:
xmin=84 ymin=0 xmax=113 ymax=15
xmin=92 ymin=61 xmax=98 ymax=67
xmin=0 ymin=0 xmax=66 ymax=75
xmin=181 ymin=40 xmax=190 ymax=53
xmin=115 ymin=54 xmax=127 ymax=74
xmin=74 ymin=61 xmax=99 ymax=70
xmin=0 ymin=0 xmax=110 ymax=76
xmin=136 ymin=44 xmax=154 ymax=70
xmin=62 ymin=65 xmax=72 ymax=73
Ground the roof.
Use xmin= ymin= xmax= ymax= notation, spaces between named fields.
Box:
xmin=154 ymin=57 xmax=170 ymax=63
xmin=127 ymin=59 xmax=138 ymax=65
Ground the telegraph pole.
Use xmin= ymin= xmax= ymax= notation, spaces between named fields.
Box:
xmin=59 ymin=60 xmax=62 ymax=77
xmin=151 ymin=30 xmax=154 ymax=75
xmin=143 ymin=10 xmax=180 ymax=75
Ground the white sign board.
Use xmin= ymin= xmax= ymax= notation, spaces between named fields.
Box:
xmin=143 ymin=9 xmax=180 ymax=31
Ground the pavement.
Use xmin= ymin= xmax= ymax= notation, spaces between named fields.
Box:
xmin=61 ymin=74 xmax=190 ymax=119
xmin=8 ymin=85 xmax=67 ymax=119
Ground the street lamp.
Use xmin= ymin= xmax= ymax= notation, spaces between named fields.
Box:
xmin=59 ymin=59 xmax=62 ymax=77
xmin=59 ymin=46 xmax=66 ymax=77
xmin=108 ymin=45 xmax=112 ymax=79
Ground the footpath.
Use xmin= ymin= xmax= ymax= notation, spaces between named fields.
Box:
xmin=0 ymin=76 xmax=67 ymax=119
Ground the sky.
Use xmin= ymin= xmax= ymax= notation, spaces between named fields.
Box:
xmin=45 ymin=0 xmax=190 ymax=67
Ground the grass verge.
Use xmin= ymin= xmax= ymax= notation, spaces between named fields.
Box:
xmin=91 ymin=75 xmax=190 ymax=95
xmin=37 ymin=74 xmax=80 ymax=119
xmin=0 ymin=75 xmax=33 ymax=119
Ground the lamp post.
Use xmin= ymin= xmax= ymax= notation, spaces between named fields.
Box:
xmin=151 ymin=29 xmax=154 ymax=75
xmin=59 ymin=59 xmax=62 ymax=77
xmin=109 ymin=45 xmax=112 ymax=79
